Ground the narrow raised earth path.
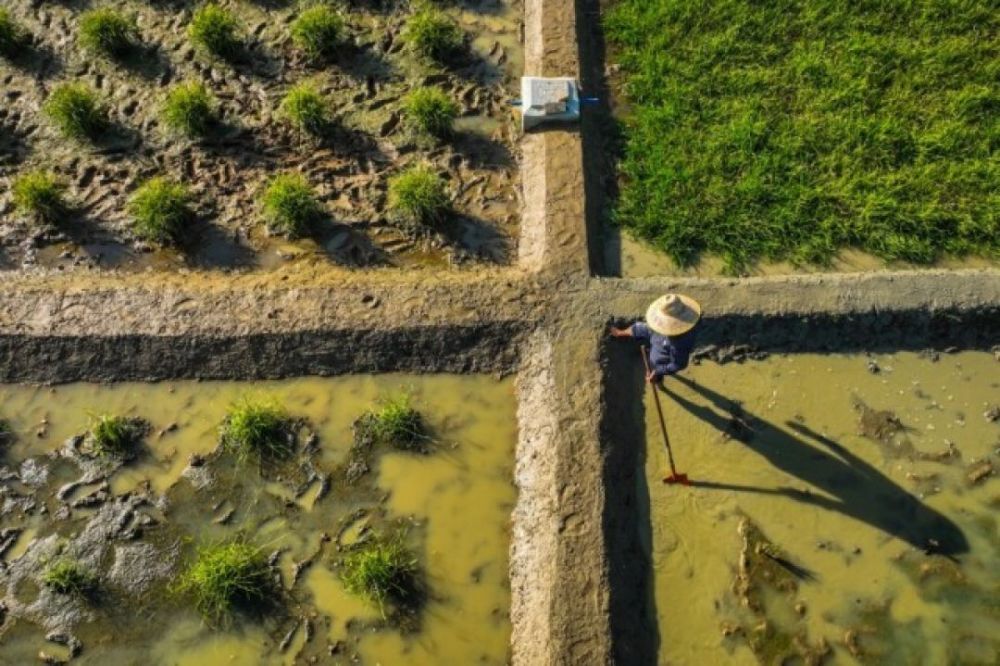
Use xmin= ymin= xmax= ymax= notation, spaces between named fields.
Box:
xmin=2 ymin=1 xmax=999 ymax=664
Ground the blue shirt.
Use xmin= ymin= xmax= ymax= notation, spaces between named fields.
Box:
xmin=632 ymin=322 xmax=697 ymax=379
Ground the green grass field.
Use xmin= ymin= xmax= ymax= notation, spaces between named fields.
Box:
xmin=604 ymin=0 xmax=999 ymax=274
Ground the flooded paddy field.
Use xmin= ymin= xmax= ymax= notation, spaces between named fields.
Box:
xmin=0 ymin=375 xmax=515 ymax=664
xmin=637 ymin=351 xmax=998 ymax=664
xmin=0 ymin=0 xmax=522 ymax=273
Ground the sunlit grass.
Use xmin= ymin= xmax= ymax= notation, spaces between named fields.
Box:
xmin=404 ymin=86 xmax=459 ymax=138
xmin=0 ymin=8 xmax=28 ymax=58
xmin=78 ymin=8 xmax=137 ymax=58
xmin=404 ymin=4 xmax=463 ymax=61
xmin=220 ymin=397 xmax=295 ymax=463
xmin=605 ymin=0 xmax=1000 ymax=273
xmin=360 ymin=394 xmax=429 ymax=451
xmin=188 ymin=4 xmax=241 ymax=59
xmin=43 ymin=84 xmax=107 ymax=141
xmin=43 ymin=559 xmax=97 ymax=597
xmin=13 ymin=171 xmax=67 ymax=224
xmin=176 ymin=539 xmax=273 ymax=621
xmin=129 ymin=177 xmax=193 ymax=244
xmin=89 ymin=414 xmax=146 ymax=459
xmin=261 ymin=173 xmax=324 ymax=236
xmin=387 ymin=166 xmax=449 ymax=227
xmin=291 ymin=5 xmax=343 ymax=62
xmin=162 ymin=82 xmax=217 ymax=137
xmin=279 ymin=82 xmax=329 ymax=136
xmin=341 ymin=535 xmax=420 ymax=616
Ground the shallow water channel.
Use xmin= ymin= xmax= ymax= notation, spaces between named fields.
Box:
xmin=639 ymin=351 xmax=998 ymax=664
xmin=0 ymin=375 xmax=515 ymax=664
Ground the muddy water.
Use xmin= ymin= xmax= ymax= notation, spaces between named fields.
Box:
xmin=0 ymin=375 xmax=515 ymax=664
xmin=639 ymin=352 xmax=998 ymax=664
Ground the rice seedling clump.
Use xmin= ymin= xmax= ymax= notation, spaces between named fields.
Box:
xmin=404 ymin=5 xmax=463 ymax=61
xmin=261 ymin=174 xmax=324 ymax=236
xmin=0 ymin=418 xmax=14 ymax=446
xmin=88 ymin=414 xmax=147 ymax=459
xmin=220 ymin=397 xmax=295 ymax=463
xmin=129 ymin=177 xmax=193 ymax=244
xmin=0 ymin=8 xmax=28 ymax=58
xmin=404 ymin=87 xmax=459 ymax=138
xmin=13 ymin=171 xmax=67 ymax=224
xmin=188 ymin=4 xmax=241 ymax=59
xmin=162 ymin=82 xmax=217 ymax=137
xmin=388 ymin=166 xmax=449 ymax=226
xmin=176 ymin=540 xmax=273 ymax=621
xmin=279 ymin=82 xmax=329 ymax=135
xmin=43 ymin=84 xmax=107 ymax=140
xmin=361 ymin=394 xmax=429 ymax=451
xmin=78 ymin=8 xmax=137 ymax=58
xmin=43 ymin=559 xmax=98 ymax=596
xmin=291 ymin=5 xmax=343 ymax=62
xmin=604 ymin=0 xmax=1000 ymax=273
xmin=341 ymin=536 xmax=420 ymax=615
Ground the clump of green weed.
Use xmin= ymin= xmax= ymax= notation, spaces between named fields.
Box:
xmin=0 ymin=9 xmax=29 ymax=58
xmin=291 ymin=5 xmax=343 ymax=62
xmin=88 ymin=414 xmax=147 ymax=459
xmin=79 ymin=8 xmax=137 ymax=58
xmin=387 ymin=166 xmax=449 ymax=226
xmin=43 ymin=84 xmax=107 ymax=140
xmin=0 ymin=418 xmax=14 ymax=447
xmin=261 ymin=173 xmax=324 ymax=236
xmin=128 ymin=177 xmax=193 ymax=244
xmin=220 ymin=397 xmax=295 ymax=463
xmin=340 ymin=535 xmax=421 ymax=615
xmin=176 ymin=540 xmax=274 ymax=621
xmin=361 ymin=394 xmax=429 ymax=451
xmin=404 ymin=5 xmax=463 ymax=61
xmin=162 ymin=82 xmax=217 ymax=137
xmin=188 ymin=4 xmax=241 ymax=59
xmin=404 ymin=86 xmax=458 ymax=138
xmin=279 ymin=82 xmax=329 ymax=135
xmin=13 ymin=171 xmax=68 ymax=224
xmin=43 ymin=559 xmax=98 ymax=596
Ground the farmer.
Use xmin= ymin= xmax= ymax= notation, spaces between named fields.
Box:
xmin=610 ymin=293 xmax=701 ymax=384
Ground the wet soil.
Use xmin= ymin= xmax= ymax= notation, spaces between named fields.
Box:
xmin=0 ymin=0 xmax=522 ymax=274
xmin=0 ymin=375 xmax=516 ymax=664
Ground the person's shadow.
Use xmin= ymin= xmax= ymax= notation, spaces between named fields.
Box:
xmin=665 ymin=375 xmax=968 ymax=557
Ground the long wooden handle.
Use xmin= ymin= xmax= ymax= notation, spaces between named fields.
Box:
xmin=641 ymin=346 xmax=680 ymax=476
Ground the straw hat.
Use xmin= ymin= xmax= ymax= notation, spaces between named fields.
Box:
xmin=645 ymin=293 xmax=702 ymax=337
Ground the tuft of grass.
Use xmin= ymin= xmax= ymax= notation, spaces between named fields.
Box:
xmin=176 ymin=540 xmax=273 ymax=621
xmin=43 ymin=559 xmax=98 ymax=596
xmin=363 ymin=394 xmax=428 ymax=451
xmin=0 ymin=418 xmax=14 ymax=446
xmin=220 ymin=397 xmax=295 ymax=463
xmin=0 ymin=8 xmax=29 ymax=58
xmin=340 ymin=536 xmax=420 ymax=615
xmin=188 ymin=4 xmax=241 ymax=59
xmin=129 ymin=177 xmax=193 ymax=244
xmin=279 ymin=82 xmax=329 ymax=136
xmin=89 ymin=414 xmax=146 ymax=459
xmin=162 ymin=82 xmax=217 ymax=137
xmin=291 ymin=5 xmax=343 ymax=62
xmin=261 ymin=173 xmax=324 ymax=236
xmin=43 ymin=84 xmax=107 ymax=141
xmin=404 ymin=87 xmax=459 ymax=138
xmin=387 ymin=166 xmax=449 ymax=226
xmin=404 ymin=5 xmax=463 ymax=61
xmin=13 ymin=171 xmax=67 ymax=224
xmin=78 ymin=8 xmax=137 ymax=58
xmin=604 ymin=0 xmax=1000 ymax=273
